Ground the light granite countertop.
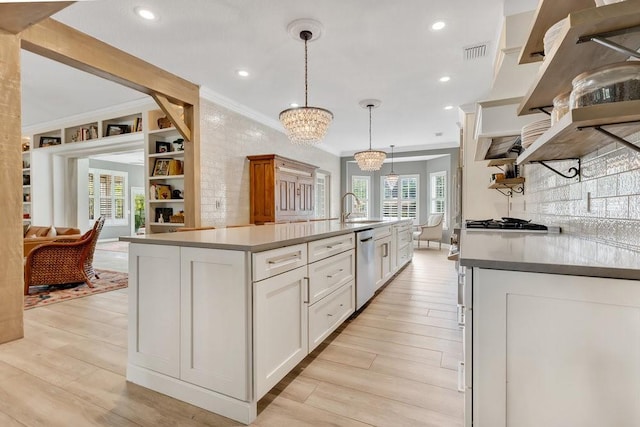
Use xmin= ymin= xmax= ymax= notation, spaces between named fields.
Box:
xmin=459 ymin=230 xmax=640 ymax=280
xmin=120 ymin=219 xmax=411 ymax=252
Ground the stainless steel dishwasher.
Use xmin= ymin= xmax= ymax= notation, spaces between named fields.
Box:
xmin=355 ymin=229 xmax=375 ymax=310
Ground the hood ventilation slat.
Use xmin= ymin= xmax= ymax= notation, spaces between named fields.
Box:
xmin=464 ymin=42 xmax=488 ymax=60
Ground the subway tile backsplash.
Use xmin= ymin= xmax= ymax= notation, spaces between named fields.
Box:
xmin=199 ymin=98 xmax=341 ymax=227
xmin=511 ymin=132 xmax=640 ymax=251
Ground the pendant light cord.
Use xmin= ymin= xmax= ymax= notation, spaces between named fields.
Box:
xmin=304 ymin=37 xmax=308 ymax=107
xmin=391 ymin=145 xmax=395 ymax=172
xmin=368 ymin=105 xmax=373 ymax=150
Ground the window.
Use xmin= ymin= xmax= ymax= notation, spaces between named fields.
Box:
xmin=430 ymin=171 xmax=447 ymax=229
xmin=89 ymin=168 xmax=128 ymax=226
xmin=315 ymin=171 xmax=331 ymax=218
xmin=381 ymin=175 xmax=419 ymax=222
xmin=350 ymin=176 xmax=370 ymax=217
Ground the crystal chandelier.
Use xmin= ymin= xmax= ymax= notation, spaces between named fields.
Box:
xmin=354 ymin=101 xmax=386 ymax=171
xmin=279 ymin=28 xmax=333 ymax=145
xmin=386 ymin=144 xmax=399 ymax=188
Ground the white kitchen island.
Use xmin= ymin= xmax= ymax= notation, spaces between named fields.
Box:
xmin=459 ymin=230 xmax=640 ymax=427
xmin=120 ymin=219 xmax=413 ymax=424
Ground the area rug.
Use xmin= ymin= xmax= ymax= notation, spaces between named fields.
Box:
xmin=24 ymin=269 xmax=128 ymax=310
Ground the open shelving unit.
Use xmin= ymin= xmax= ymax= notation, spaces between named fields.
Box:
xmin=516 ymin=0 xmax=640 ymax=174
xmin=517 ymin=1 xmax=640 ymax=116
xmin=146 ymin=110 xmax=186 ymax=233
xmin=22 ymin=137 xmax=31 ymax=224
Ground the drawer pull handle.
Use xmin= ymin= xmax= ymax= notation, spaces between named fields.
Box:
xmin=326 ymin=268 xmax=344 ymax=279
xmin=457 ymin=304 xmax=465 ymax=326
xmin=267 ymin=253 xmax=300 ymax=266
xmin=457 ymin=361 xmax=465 ymax=392
xmin=325 ymin=243 xmax=342 ymax=249
xmin=304 ymin=277 xmax=310 ymax=304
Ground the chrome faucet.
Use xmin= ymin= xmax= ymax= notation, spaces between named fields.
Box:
xmin=340 ymin=192 xmax=361 ymax=223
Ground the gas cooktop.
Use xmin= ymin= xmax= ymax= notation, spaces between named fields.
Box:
xmin=465 ymin=217 xmax=549 ymax=232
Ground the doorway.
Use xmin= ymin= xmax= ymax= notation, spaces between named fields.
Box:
xmin=131 ymin=186 xmax=145 ymax=235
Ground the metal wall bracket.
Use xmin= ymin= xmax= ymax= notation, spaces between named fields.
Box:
xmin=536 ymin=106 xmax=552 ymax=116
xmin=534 ymin=159 xmax=581 ymax=180
xmin=577 ymin=25 xmax=640 ymax=60
xmin=494 ymin=185 xmax=524 ymax=198
xmin=591 ymin=126 xmax=640 ymax=154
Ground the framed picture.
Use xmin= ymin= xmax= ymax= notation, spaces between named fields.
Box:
xmin=155 ymin=184 xmax=172 ymax=200
xmin=155 ymin=207 xmax=173 ymax=223
xmin=39 ymin=136 xmax=61 ymax=148
xmin=156 ymin=141 xmax=171 ymax=153
xmin=105 ymin=124 xmax=130 ymax=137
xmin=152 ymin=158 xmax=171 ymax=176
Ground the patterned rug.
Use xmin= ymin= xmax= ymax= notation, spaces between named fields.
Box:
xmin=24 ymin=269 xmax=128 ymax=310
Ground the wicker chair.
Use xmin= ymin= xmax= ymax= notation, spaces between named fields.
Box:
xmin=24 ymin=216 xmax=105 ymax=295
xmin=84 ymin=216 xmax=105 ymax=280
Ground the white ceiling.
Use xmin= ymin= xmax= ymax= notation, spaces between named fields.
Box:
xmin=20 ymin=0 xmax=537 ymax=156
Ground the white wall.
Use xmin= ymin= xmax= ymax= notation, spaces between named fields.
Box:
xmin=462 ymin=111 xmax=511 ymax=220
xmin=199 ymin=98 xmax=341 ymax=226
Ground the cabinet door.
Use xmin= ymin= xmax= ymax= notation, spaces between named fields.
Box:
xmin=254 ymin=266 xmax=308 ymax=400
xmin=297 ymin=177 xmax=314 ymax=215
xmin=180 ymin=248 xmax=250 ymax=400
xmin=276 ymin=173 xmax=297 ymax=217
xmin=473 ymin=268 xmax=640 ymax=427
xmin=128 ymin=243 xmax=181 ymax=377
xmin=374 ymin=236 xmax=392 ymax=290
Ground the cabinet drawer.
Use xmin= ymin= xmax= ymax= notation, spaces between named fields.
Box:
xmin=308 ymin=233 xmax=355 ymax=263
xmin=398 ymin=243 xmax=411 ymax=265
xmin=308 ymin=249 xmax=355 ymax=304
xmin=308 ymin=280 xmax=355 ymax=352
xmin=397 ymin=229 xmax=412 ymax=246
xmin=253 ymin=243 xmax=307 ymax=282
xmin=373 ymin=225 xmax=392 ymax=239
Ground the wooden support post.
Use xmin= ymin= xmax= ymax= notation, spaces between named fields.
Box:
xmin=182 ymin=102 xmax=201 ymax=228
xmin=0 ymin=31 xmax=25 ymax=343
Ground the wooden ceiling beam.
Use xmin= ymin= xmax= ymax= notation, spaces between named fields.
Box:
xmin=0 ymin=2 xmax=74 ymax=34
xmin=20 ymin=18 xmax=199 ymax=107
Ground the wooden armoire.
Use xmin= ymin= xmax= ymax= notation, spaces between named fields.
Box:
xmin=247 ymin=154 xmax=318 ymax=224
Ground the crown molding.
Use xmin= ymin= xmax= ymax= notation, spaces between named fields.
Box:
xmin=200 ymin=86 xmax=340 ymax=157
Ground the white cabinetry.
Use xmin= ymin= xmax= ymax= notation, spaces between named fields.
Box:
xmin=393 ymin=223 xmax=413 ymax=271
xmin=180 ymin=248 xmax=249 ymax=400
xmin=469 ymin=268 xmax=640 ymax=427
xmin=253 ymin=266 xmax=308 ymax=400
xmin=308 ymin=280 xmax=355 ymax=351
xmin=128 ymin=244 xmax=181 ymax=377
xmin=374 ymin=226 xmax=392 ymax=291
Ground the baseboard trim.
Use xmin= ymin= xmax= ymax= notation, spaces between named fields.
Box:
xmin=126 ymin=364 xmax=256 ymax=424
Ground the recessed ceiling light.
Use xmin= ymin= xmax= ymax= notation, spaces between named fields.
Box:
xmin=134 ymin=7 xmax=157 ymax=21
xmin=444 ymin=105 xmax=454 ymax=110
xmin=237 ymin=70 xmax=250 ymax=77
xmin=439 ymin=76 xmax=451 ymax=82
xmin=290 ymin=103 xmax=299 ymax=108
xmin=431 ymin=21 xmax=446 ymax=31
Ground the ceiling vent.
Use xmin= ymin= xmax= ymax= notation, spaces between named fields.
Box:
xmin=463 ymin=42 xmax=489 ymax=60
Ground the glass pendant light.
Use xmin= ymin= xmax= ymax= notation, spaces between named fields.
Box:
xmin=386 ymin=145 xmax=399 ymax=188
xmin=279 ymin=28 xmax=333 ymax=145
xmin=354 ymin=100 xmax=386 ymax=171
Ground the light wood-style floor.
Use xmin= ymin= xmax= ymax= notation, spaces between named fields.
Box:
xmin=0 ymin=248 xmax=462 ymax=426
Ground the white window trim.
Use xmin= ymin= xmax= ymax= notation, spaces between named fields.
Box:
xmin=380 ymin=174 xmax=420 ymax=224
xmin=315 ymin=170 xmax=331 ymax=219
xmin=430 ymin=170 xmax=448 ymax=230
xmin=89 ymin=168 xmax=129 ymax=227
xmin=350 ymin=175 xmax=371 ymax=218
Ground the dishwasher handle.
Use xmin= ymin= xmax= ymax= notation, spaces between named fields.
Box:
xmin=359 ymin=237 xmax=373 ymax=243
